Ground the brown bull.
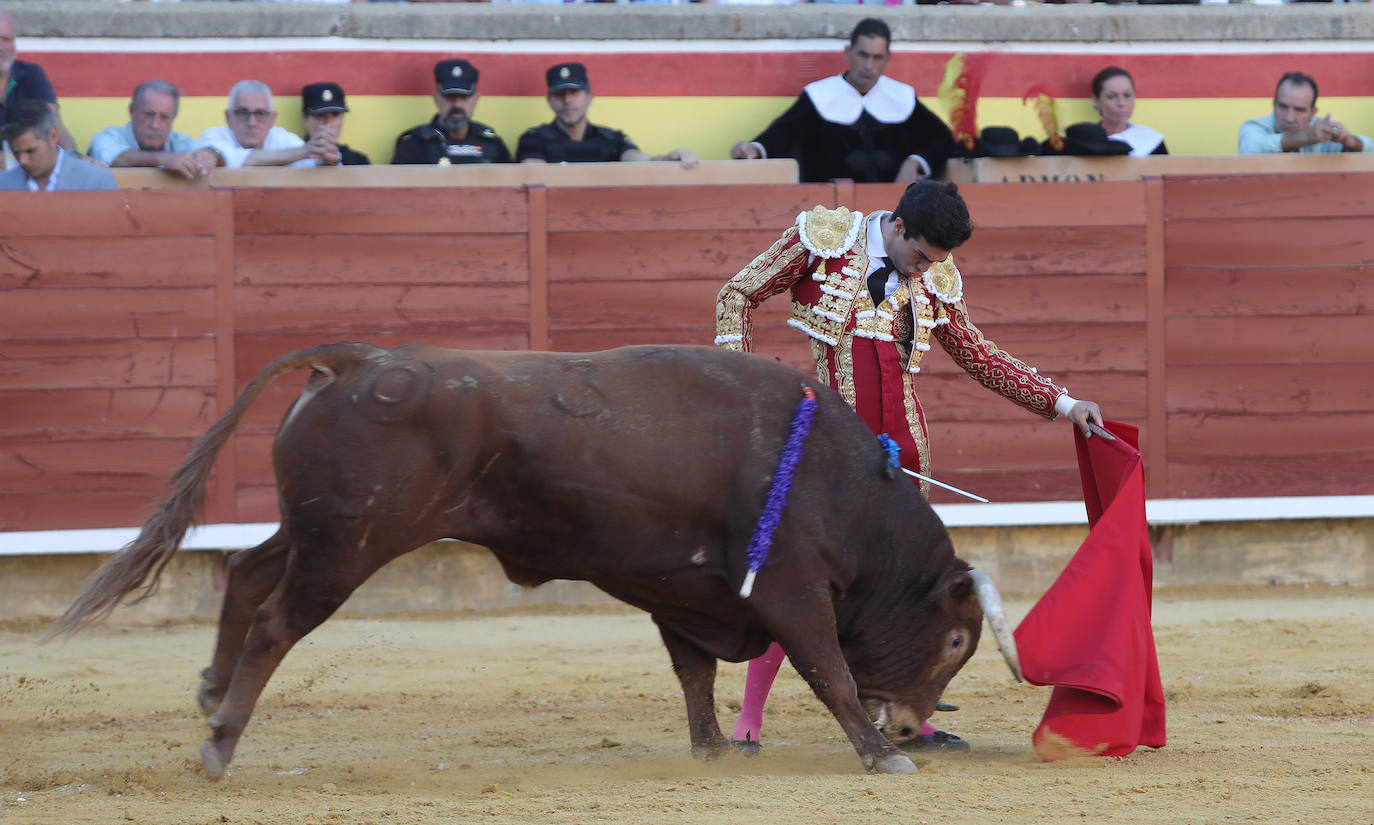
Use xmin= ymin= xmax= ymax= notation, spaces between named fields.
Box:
xmin=51 ymin=343 xmax=1020 ymax=776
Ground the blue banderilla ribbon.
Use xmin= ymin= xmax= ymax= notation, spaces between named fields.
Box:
xmin=740 ymin=384 xmax=818 ymax=598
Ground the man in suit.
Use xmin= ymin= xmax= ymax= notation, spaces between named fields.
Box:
xmin=0 ymin=100 xmax=116 ymax=190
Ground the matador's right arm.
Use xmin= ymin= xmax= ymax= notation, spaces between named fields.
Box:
xmin=714 ymin=225 xmax=811 ymax=353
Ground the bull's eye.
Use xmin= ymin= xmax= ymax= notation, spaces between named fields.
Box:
xmin=950 ymin=634 xmax=964 ymax=649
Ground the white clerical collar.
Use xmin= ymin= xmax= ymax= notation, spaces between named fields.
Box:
xmin=804 ymin=74 xmax=917 ymax=126
xmin=1109 ymin=122 xmax=1164 ymax=157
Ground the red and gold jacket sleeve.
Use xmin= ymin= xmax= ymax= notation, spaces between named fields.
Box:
xmin=933 ymin=297 xmax=1066 ymax=419
xmin=715 ymin=226 xmax=811 ymax=353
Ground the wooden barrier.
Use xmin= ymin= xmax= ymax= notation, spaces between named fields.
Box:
xmin=111 ymin=160 xmax=800 ymax=190
xmin=2 ymin=173 xmax=1372 ymax=533
xmin=947 ymin=152 xmax=1374 ymax=183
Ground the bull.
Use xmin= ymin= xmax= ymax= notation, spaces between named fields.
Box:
xmin=50 ymin=342 xmax=1021 ymax=776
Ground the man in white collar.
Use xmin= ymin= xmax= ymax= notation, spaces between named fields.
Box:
xmin=729 ymin=18 xmax=952 ymax=183
xmin=716 ymin=181 xmax=1104 ymax=756
xmin=0 ymin=100 xmax=116 ymax=191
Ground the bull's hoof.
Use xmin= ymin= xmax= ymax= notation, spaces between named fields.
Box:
xmin=689 ymin=735 xmax=732 ymax=761
xmin=872 ymin=752 xmax=919 ymax=774
xmin=200 ymin=739 xmax=228 ymax=780
xmin=196 ymin=685 xmax=222 ymax=717
xmin=732 ymin=736 xmax=762 ymax=757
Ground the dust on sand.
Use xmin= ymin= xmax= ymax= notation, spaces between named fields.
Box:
xmin=2 ymin=587 xmax=1371 ymax=825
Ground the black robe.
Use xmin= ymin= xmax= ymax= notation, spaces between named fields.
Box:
xmin=753 ymin=75 xmax=953 ymax=183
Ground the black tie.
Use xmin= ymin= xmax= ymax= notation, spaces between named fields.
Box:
xmin=868 ymin=257 xmax=895 ymax=307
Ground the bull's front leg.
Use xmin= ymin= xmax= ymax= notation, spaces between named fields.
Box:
xmin=766 ymin=602 xmax=918 ymax=774
xmin=654 ymin=619 xmax=731 ymax=759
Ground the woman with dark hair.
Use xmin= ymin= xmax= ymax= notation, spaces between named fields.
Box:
xmin=1092 ymin=66 xmax=1168 ymax=156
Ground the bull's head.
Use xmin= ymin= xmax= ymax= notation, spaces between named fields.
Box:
xmin=858 ymin=568 xmax=1021 ymax=743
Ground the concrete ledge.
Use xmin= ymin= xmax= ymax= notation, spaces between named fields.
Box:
xmin=5 ymin=519 xmax=1370 ymax=625
xmin=6 ymin=2 xmax=1374 ymax=44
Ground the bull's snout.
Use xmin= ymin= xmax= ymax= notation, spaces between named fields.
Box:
xmin=863 ymin=698 xmax=926 ymax=743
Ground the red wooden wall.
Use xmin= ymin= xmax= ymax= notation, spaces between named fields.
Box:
xmin=2 ymin=174 xmax=1371 ymax=533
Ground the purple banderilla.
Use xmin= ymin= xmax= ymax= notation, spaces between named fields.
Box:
xmin=739 ymin=384 xmax=818 ymax=598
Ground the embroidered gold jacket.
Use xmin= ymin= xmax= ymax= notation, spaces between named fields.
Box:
xmin=715 ymin=205 xmax=1067 ymax=421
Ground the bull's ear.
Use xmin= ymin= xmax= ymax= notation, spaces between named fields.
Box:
xmin=940 ymin=569 xmax=978 ymax=614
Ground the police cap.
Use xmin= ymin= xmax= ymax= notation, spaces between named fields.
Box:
xmin=301 ymin=82 xmax=349 ymax=114
xmin=546 ymin=62 xmax=590 ymax=93
xmin=435 ymin=59 xmax=479 ymax=95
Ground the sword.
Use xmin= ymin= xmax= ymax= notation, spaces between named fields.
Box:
xmin=1086 ymin=422 xmax=1116 ymax=440
xmin=900 ymin=468 xmax=990 ymax=503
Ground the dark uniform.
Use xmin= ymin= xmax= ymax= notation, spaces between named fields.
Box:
xmin=1 ymin=61 xmax=57 ymax=129
xmin=339 ymin=144 xmax=371 ymax=166
xmin=515 ymin=122 xmax=636 ymax=164
xmin=298 ymin=81 xmax=370 ymax=166
xmin=391 ymin=116 xmax=511 ymax=165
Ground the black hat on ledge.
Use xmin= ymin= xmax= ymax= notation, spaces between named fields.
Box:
xmin=1042 ymin=122 xmax=1132 ymax=157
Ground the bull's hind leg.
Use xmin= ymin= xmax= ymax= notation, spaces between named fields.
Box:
xmin=200 ymin=538 xmax=387 ymax=779
xmin=198 ymin=533 xmax=291 ymax=716
xmin=654 ymin=620 xmax=731 ymax=759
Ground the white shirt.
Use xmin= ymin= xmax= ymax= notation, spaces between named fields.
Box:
xmin=198 ymin=125 xmax=313 ymax=169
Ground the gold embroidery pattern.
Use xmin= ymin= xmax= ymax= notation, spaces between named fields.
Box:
xmin=923 ymin=258 xmax=964 ymax=304
xmin=798 ymin=206 xmax=862 ymax=258
xmin=715 ymin=226 xmax=808 ymax=351
xmin=902 ymin=369 xmax=932 ymax=497
xmin=935 ymin=298 xmax=1062 ymax=417
xmin=786 ymin=224 xmax=868 ymax=347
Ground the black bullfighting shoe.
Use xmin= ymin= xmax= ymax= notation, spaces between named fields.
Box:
xmin=899 ymin=730 xmax=972 ymax=753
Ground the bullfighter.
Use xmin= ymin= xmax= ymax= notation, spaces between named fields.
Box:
xmin=715 ymin=179 xmax=1105 ymax=752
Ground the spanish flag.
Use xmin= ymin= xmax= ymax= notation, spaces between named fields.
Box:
xmin=1013 ymin=421 xmax=1167 ymax=759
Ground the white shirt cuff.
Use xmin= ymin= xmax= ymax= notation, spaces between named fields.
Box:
xmin=906 ymin=154 xmax=931 ymax=178
xmin=750 ymin=141 xmax=767 ymax=160
xmin=1054 ymin=393 xmax=1079 ymax=418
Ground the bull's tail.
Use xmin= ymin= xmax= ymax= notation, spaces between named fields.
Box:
xmin=45 ymin=342 xmax=384 ymax=639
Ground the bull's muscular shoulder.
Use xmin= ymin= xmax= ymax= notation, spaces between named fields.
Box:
xmin=795 ymin=205 xmax=864 ymax=259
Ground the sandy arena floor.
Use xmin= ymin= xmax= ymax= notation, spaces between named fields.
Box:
xmin=1 ymin=587 xmax=1371 ymax=825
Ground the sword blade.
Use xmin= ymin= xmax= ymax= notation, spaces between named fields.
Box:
xmin=900 ymin=468 xmax=990 ymax=503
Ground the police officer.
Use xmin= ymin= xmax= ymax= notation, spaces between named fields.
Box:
xmin=301 ymin=82 xmax=369 ymax=166
xmin=516 ymin=62 xmax=698 ymax=167
xmin=392 ymin=59 xmax=511 ymax=165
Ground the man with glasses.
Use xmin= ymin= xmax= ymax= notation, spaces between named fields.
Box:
xmin=715 ymin=180 xmax=1104 ymax=755
xmin=199 ymin=80 xmax=338 ymax=168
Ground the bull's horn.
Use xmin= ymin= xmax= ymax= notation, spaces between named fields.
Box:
xmin=969 ymin=569 xmax=1023 ymax=683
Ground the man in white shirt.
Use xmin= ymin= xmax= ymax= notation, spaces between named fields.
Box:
xmin=199 ymin=80 xmax=339 ymax=168
xmin=88 ymin=80 xmax=221 ymax=179
xmin=0 ymin=100 xmax=116 ymax=190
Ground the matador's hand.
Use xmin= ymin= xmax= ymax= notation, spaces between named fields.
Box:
xmin=1065 ymin=400 xmax=1104 ymax=437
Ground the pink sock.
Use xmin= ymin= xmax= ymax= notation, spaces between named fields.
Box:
xmin=920 ymin=721 xmax=937 ymax=736
xmin=732 ymin=642 xmax=786 ymax=742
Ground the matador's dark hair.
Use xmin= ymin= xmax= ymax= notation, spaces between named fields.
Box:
xmin=893 ymin=180 xmax=973 ymax=252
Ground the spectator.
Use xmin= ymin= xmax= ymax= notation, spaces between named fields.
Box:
xmin=1091 ymin=66 xmax=1167 ymax=156
xmin=301 ymin=82 xmax=369 ymax=166
xmin=87 ymin=80 xmax=221 ymax=180
xmin=0 ymin=10 xmax=77 ymax=151
xmin=199 ymin=80 xmax=339 ymax=168
xmin=392 ymin=59 xmax=510 ymax=165
xmin=1239 ymin=72 xmax=1372 ymax=154
xmin=729 ymin=18 xmax=952 ymax=183
xmin=1041 ymin=123 xmax=1131 ymax=157
xmin=0 ymin=101 xmax=116 ymax=191
xmin=516 ymin=62 xmax=698 ymax=167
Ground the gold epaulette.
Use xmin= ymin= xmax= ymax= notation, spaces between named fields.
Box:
xmin=796 ymin=206 xmax=863 ymax=259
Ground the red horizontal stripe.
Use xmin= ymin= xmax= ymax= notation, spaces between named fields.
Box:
xmin=26 ymin=49 xmax=1374 ymax=100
